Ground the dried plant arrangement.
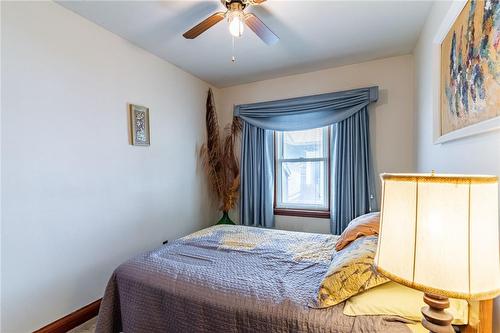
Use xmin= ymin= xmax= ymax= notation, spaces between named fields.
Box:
xmin=200 ymin=88 xmax=242 ymax=224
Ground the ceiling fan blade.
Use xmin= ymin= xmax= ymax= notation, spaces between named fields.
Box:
xmin=183 ymin=12 xmax=225 ymax=39
xmin=244 ymin=13 xmax=279 ymax=45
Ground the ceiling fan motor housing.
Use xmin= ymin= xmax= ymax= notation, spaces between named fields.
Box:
xmin=221 ymin=0 xmax=248 ymax=10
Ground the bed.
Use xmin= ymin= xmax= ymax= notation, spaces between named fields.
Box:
xmin=95 ymin=225 xmax=490 ymax=333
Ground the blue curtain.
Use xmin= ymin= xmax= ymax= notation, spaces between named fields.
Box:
xmin=235 ymin=87 xmax=378 ymax=231
xmin=239 ymin=123 xmax=275 ymax=228
xmin=333 ymin=108 xmax=376 ymax=234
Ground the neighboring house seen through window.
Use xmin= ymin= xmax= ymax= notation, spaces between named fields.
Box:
xmin=274 ymin=126 xmax=330 ymax=218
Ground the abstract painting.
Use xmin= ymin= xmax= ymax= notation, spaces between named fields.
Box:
xmin=129 ymin=104 xmax=150 ymax=146
xmin=441 ymin=0 xmax=500 ymax=135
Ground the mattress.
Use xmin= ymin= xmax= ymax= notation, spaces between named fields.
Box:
xmin=96 ymin=225 xmax=411 ymax=332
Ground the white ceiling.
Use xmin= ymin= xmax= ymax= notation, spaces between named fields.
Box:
xmin=58 ymin=1 xmax=433 ymax=88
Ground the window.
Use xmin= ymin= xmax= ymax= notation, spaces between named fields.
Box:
xmin=274 ymin=126 xmax=330 ymax=218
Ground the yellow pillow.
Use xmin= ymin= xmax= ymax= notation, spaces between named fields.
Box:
xmin=468 ymin=300 xmax=480 ymax=328
xmin=343 ymin=282 xmax=469 ymax=325
xmin=314 ymin=235 xmax=389 ymax=308
xmin=405 ymin=323 xmax=428 ymax=333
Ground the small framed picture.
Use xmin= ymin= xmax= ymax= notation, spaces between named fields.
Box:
xmin=129 ymin=104 xmax=150 ymax=146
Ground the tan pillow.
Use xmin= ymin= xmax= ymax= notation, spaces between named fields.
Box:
xmin=335 ymin=212 xmax=380 ymax=251
xmin=313 ymin=235 xmax=389 ymax=308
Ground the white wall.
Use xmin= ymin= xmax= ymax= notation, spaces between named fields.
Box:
xmin=219 ymin=55 xmax=416 ymax=232
xmin=1 ymin=2 xmax=218 ymax=332
xmin=0 ymin=2 xmax=3 ymax=330
xmin=275 ymin=215 xmax=330 ymax=234
xmin=413 ymin=1 xmax=500 ymax=330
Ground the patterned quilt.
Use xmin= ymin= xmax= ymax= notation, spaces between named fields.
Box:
xmin=95 ymin=225 xmax=410 ymax=333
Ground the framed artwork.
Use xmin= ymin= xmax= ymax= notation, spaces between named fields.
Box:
xmin=435 ymin=0 xmax=500 ymax=143
xmin=129 ymin=104 xmax=150 ymax=146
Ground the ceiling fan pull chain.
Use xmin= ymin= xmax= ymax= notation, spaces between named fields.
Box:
xmin=232 ymin=36 xmax=236 ymax=63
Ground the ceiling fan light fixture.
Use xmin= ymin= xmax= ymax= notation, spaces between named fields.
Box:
xmin=183 ymin=0 xmax=279 ymax=46
xmin=227 ymin=9 xmax=245 ymax=37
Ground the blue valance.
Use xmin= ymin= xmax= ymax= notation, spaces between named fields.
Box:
xmin=234 ymin=86 xmax=378 ymax=131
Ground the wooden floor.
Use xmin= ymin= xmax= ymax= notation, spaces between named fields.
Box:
xmin=67 ymin=317 xmax=96 ymax=333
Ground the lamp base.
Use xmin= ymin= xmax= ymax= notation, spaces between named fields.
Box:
xmin=421 ymin=293 xmax=454 ymax=333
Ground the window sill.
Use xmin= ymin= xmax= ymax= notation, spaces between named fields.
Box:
xmin=274 ymin=208 xmax=330 ymax=219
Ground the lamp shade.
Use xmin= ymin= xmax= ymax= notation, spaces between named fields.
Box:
xmin=374 ymin=173 xmax=500 ymax=300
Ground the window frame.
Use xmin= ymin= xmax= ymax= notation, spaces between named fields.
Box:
xmin=273 ymin=127 xmax=331 ymax=219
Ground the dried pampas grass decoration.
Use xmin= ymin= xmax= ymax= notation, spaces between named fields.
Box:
xmin=200 ymin=89 xmax=242 ymax=219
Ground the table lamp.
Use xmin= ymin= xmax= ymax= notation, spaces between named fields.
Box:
xmin=374 ymin=173 xmax=500 ymax=333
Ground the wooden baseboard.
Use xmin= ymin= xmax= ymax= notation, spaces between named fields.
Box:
xmin=33 ymin=299 xmax=101 ymax=333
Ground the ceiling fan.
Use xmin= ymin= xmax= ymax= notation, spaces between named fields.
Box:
xmin=183 ymin=0 xmax=279 ymax=45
